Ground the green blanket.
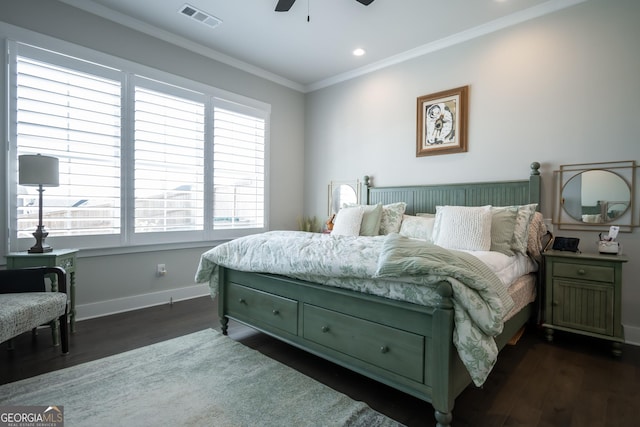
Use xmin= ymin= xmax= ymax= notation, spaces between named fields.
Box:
xmin=374 ymin=233 xmax=515 ymax=385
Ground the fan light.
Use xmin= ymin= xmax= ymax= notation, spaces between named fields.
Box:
xmin=353 ymin=48 xmax=366 ymax=56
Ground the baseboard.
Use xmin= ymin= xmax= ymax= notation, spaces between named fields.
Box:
xmin=623 ymin=324 xmax=640 ymax=346
xmin=75 ymin=284 xmax=210 ymax=321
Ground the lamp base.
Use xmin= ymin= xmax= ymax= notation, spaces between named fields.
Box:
xmin=28 ymin=245 xmax=53 ymax=254
xmin=28 ymin=225 xmax=53 ymax=253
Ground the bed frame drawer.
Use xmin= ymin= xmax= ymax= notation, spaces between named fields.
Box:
xmin=552 ymin=262 xmax=614 ymax=283
xmin=226 ymin=283 xmax=298 ymax=335
xmin=303 ymin=304 xmax=424 ymax=382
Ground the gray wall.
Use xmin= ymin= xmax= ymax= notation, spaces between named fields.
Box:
xmin=0 ymin=0 xmax=305 ymax=317
xmin=305 ymin=0 xmax=640 ymax=343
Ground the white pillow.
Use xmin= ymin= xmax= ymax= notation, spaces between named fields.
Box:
xmin=343 ymin=203 xmax=383 ymax=236
xmin=433 ymin=205 xmax=492 ymax=251
xmin=331 ymin=206 xmax=364 ymax=236
xmin=399 ymin=215 xmax=436 ymax=241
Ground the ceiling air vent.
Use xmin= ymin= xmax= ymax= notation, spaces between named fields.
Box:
xmin=178 ymin=4 xmax=222 ymax=29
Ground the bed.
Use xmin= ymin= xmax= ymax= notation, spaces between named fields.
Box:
xmin=195 ymin=162 xmax=543 ymax=426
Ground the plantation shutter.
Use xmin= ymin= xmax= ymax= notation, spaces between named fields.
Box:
xmin=213 ymin=107 xmax=265 ymax=229
xmin=15 ymin=54 xmax=122 ymax=238
xmin=133 ymin=85 xmax=205 ymax=233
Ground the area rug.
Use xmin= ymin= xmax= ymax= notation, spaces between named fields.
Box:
xmin=0 ymin=329 xmax=403 ymax=427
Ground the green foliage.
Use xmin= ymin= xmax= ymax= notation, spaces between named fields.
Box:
xmin=297 ymin=215 xmax=320 ymax=232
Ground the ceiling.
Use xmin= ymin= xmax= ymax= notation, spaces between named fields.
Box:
xmin=58 ymin=0 xmax=585 ymax=92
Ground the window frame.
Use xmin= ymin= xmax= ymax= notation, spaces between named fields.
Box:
xmin=5 ymin=36 xmax=270 ymax=253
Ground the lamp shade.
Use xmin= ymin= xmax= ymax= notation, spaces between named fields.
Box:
xmin=19 ymin=154 xmax=59 ymax=187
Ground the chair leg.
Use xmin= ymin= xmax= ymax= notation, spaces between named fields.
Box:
xmin=59 ymin=313 xmax=69 ymax=355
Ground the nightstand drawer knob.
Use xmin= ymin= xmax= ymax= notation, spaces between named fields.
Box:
xmin=577 ymin=268 xmax=586 ymax=275
xmin=380 ymin=345 xmax=389 ymax=354
xmin=238 ymin=298 xmax=246 ymax=304
xmin=321 ymin=326 xmax=330 ymax=333
xmin=272 ymin=309 xmax=279 ymax=315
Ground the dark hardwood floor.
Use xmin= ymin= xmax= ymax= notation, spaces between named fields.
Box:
xmin=2 ymin=296 xmax=639 ymax=426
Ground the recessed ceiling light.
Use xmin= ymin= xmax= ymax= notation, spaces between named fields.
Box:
xmin=353 ymin=48 xmax=366 ymax=57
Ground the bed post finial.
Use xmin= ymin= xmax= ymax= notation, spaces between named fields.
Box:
xmin=363 ymin=175 xmax=371 ymax=187
xmin=530 ymin=162 xmax=540 ymax=176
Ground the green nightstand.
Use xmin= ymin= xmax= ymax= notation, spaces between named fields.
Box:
xmin=542 ymin=250 xmax=627 ymax=356
xmin=6 ymin=249 xmax=78 ymax=345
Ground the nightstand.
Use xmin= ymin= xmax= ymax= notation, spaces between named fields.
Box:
xmin=542 ymin=250 xmax=627 ymax=356
xmin=6 ymin=249 xmax=78 ymax=345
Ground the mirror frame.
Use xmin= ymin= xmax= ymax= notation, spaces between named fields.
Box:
xmin=553 ymin=160 xmax=638 ymax=232
xmin=328 ymin=179 xmax=360 ymax=216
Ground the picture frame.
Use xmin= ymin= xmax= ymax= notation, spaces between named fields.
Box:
xmin=416 ymin=85 xmax=468 ymax=157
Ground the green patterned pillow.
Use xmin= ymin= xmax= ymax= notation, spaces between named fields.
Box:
xmin=379 ymin=202 xmax=407 ymax=235
xmin=511 ymin=203 xmax=538 ymax=254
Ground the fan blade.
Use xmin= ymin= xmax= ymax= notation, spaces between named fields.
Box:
xmin=356 ymin=0 xmax=375 ymax=5
xmin=275 ymin=0 xmax=296 ymax=12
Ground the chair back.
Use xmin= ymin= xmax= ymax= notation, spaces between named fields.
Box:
xmin=0 ymin=268 xmax=48 ymax=293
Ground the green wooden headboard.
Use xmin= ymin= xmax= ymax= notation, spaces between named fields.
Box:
xmin=361 ymin=162 xmax=541 ymax=214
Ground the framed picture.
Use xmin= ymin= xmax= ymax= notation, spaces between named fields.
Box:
xmin=416 ymin=85 xmax=468 ymax=157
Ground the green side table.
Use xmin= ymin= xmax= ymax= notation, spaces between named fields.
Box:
xmin=542 ymin=250 xmax=627 ymax=356
xmin=6 ymin=249 xmax=78 ymax=345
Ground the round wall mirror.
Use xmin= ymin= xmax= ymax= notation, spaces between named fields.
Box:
xmin=562 ymin=170 xmax=631 ymax=223
xmin=331 ymin=184 xmax=357 ymax=214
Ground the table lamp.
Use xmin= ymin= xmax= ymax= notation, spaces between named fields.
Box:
xmin=19 ymin=154 xmax=59 ymax=253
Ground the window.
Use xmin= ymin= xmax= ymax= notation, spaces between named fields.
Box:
xmin=133 ymin=84 xmax=205 ymax=234
xmin=15 ymin=54 xmax=122 ymax=240
xmin=9 ymin=42 xmax=269 ymax=251
xmin=213 ymin=107 xmax=265 ymax=230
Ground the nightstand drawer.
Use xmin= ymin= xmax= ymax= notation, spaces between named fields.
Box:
xmin=552 ymin=262 xmax=614 ymax=283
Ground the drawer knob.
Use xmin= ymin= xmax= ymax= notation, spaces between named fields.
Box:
xmin=321 ymin=326 xmax=330 ymax=333
xmin=380 ymin=345 xmax=389 ymax=354
xmin=272 ymin=309 xmax=279 ymax=315
xmin=577 ymin=268 xmax=586 ymax=275
xmin=238 ymin=298 xmax=246 ymax=304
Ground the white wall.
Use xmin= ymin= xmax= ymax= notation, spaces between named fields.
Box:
xmin=305 ymin=0 xmax=640 ymax=343
xmin=0 ymin=0 xmax=305 ymax=317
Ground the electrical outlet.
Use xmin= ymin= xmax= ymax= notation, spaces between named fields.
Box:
xmin=157 ymin=264 xmax=167 ymax=276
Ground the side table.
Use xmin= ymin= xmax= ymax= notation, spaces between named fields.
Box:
xmin=6 ymin=249 xmax=78 ymax=345
xmin=542 ymin=250 xmax=627 ymax=356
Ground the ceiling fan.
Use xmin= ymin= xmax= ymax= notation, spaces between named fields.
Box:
xmin=275 ymin=0 xmax=374 ymax=12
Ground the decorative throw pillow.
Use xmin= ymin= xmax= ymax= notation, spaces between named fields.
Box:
xmin=511 ymin=203 xmax=538 ymax=254
xmin=399 ymin=215 xmax=436 ymax=241
xmin=433 ymin=205 xmax=492 ymax=251
xmin=490 ymin=206 xmax=519 ymax=256
xmin=379 ymin=202 xmax=407 ymax=235
xmin=343 ymin=203 xmax=383 ymax=236
xmin=527 ymin=211 xmax=547 ymax=261
xmin=331 ymin=206 xmax=364 ymax=236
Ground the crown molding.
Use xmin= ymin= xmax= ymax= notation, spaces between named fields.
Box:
xmin=59 ymin=0 xmax=587 ymax=94
xmin=306 ymin=0 xmax=588 ymax=92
